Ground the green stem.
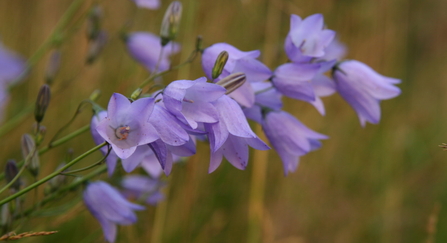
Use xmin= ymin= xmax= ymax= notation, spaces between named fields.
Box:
xmin=41 ymin=124 xmax=91 ymax=153
xmin=18 ymin=164 xmax=107 ymax=219
xmin=61 ymin=146 xmax=111 ymax=174
xmin=0 ymin=142 xmax=106 ymax=206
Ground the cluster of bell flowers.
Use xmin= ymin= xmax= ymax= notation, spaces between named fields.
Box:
xmin=83 ymin=13 xmax=401 ymax=243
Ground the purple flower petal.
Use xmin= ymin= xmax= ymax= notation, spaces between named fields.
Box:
xmin=148 ymin=105 xmax=189 ymax=146
xmin=272 ymin=63 xmax=320 ymax=101
xmin=132 ymin=0 xmax=160 ymax=9
xmin=126 ymin=32 xmax=180 ymax=72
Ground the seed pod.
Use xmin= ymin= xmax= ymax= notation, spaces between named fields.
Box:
xmin=5 ymin=160 xmax=20 ymax=191
xmin=34 ymin=84 xmax=51 ymax=123
xmin=160 ymin=1 xmax=182 ymax=46
xmin=212 ymin=51 xmax=229 ymax=79
xmin=21 ymin=134 xmax=39 ymax=177
xmin=215 ymin=72 xmax=246 ymax=94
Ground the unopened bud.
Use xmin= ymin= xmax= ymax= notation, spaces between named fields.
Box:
xmin=86 ymin=31 xmax=108 ymax=64
xmin=131 ymin=88 xmax=143 ymax=100
xmin=86 ymin=5 xmax=103 ymax=40
xmin=21 ymin=134 xmax=39 ymax=177
xmin=45 ymin=50 xmax=61 ymax=85
xmin=89 ymin=89 xmax=101 ymax=102
xmin=160 ymin=1 xmax=182 ymax=46
xmin=5 ymin=160 xmax=20 ymax=191
xmin=212 ymin=51 xmax=229 ymax=79
xmin=215 ymin=72 xmax=246 ymax=94
xmin=35 ymin=84 xmax=51 ymax=123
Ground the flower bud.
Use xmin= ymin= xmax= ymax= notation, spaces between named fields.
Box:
xmin=86 ymin=5 xmax=103 ymax=41
xmin=5 ymin=160 xmax=20 ymax=191
xmin=211 ymin=51 xmax=229 ymax=79
xmin=215 ymin=72 xmax=246 ymax=94
xmin=131 ymin=88 xmax=143 ymax=100
xmin=21 ymin=134 xmax=39 ymax=177
xmin=160 ymin=1 xmax=182 ymax=46
xmin=34 ymin=84 xmax=51 ymax=123
xmin=45 ymin=50 xmax=61 ymax=85
xmin=89 ymin=89 xmax=101 ymax=102
xmin=86 ymin=31 xmax=108 ymax=64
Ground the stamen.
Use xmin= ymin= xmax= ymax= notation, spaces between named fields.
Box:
xmin=182 ymin=98 xmax=194 ymax=103
xmin=115 ymin=126 xmax=130 ymax=140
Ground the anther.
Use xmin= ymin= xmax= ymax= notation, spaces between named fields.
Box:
xmin=115 ymin=126 xmax=130 ymax=140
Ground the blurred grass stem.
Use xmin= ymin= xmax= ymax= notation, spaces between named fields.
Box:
xmin=23 ymin=0 xmax=87 ymax=71
xmin=248 ymin=0 xmax=281 ymax=242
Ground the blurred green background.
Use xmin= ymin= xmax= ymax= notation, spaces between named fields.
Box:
xmin=0 ymin=0 xmax=446 ymax=242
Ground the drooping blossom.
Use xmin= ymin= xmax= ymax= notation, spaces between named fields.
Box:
xmin=285 ymin=14 xmax=335 ymax=63
xmin=83 ymin=181 xmax=145 ymax=243
xmin=332 ymin=60 xmax=401 ymax=126
xmin=162 ymin=77 xmax=226 ymax=128
xmin=205 ymin=95 xmax=269 ymax=173
xmin=90 ymin=111 xmax=119 ymax=176
xmin=262 ymin=110 xmax=328 ymax=175
xmin=201 ymin=43 xmax=272 ymax=107
xmin=131 ymin=0 xmax=160 ymax=9
xmin=121 ymin=175 xmax=166 ymax=205
xmin=95 ymin=93 xmax=159 ymax=159
xmin=126 ymin=32 xmax=180 ymax=72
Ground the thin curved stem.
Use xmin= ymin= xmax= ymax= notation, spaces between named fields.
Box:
xmin=0 ymin=142 xmax=106 ymax=206
xmin=61 ymin=146 xmax=111 ymax=174
xmin=48 ymin=100 xmax=92 ymax=146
